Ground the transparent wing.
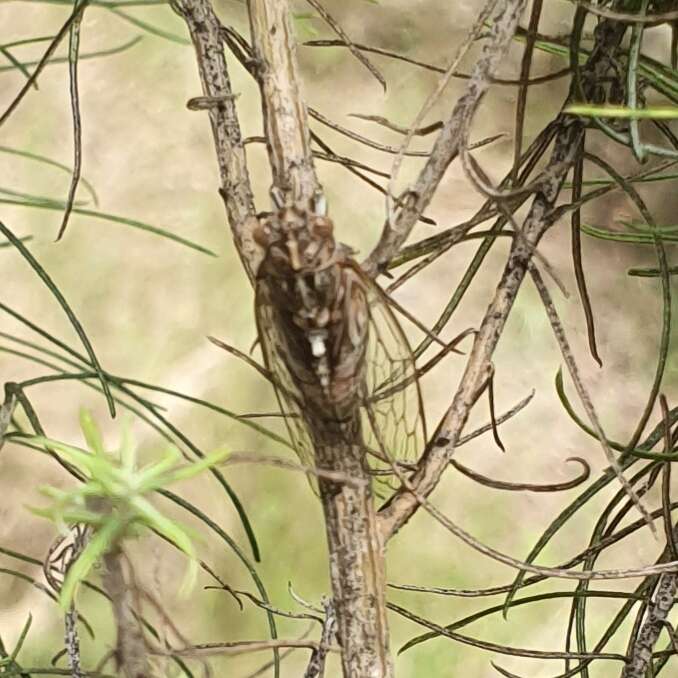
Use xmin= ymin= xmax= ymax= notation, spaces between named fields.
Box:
xmin=358 ymin=270 xmax=427 ymax=487
xmin=255 ymin=270 xmax=426 ymax=494
xmin=254 ymin=280 xmax=319 ymax=494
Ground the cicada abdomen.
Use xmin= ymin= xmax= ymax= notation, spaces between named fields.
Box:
xmin=254 ymin=199 xmax=425 ymax=490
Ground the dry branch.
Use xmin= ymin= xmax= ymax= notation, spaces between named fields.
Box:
xmin=102 ymin=549 xmax=153 ymax=678
xmin=623 ymin=573 xmax=678 ymax=677
xmin=378 ymin=17 xmax=629 ymax=541
xmin=248 ymin=0 xmax=320 ymax=205
xmin=171 ymin=0 xmax=259 ymax=277
xmin=303 ymin=599 xmax=337 ymax=678
xmin=173 ymin=638 xmax=336 ymax=656
xmin=246 ymin=2 xmax=391 ymax=677
xmin=364 ymin=0 xmax=528 ymax=275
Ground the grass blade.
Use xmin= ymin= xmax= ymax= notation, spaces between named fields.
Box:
xmin=0 ymin=220 xmax=115 ymax=416
xmin=0 ymin=198 xmax=216 ymax=256
xmin=0 ymin=146 xmax=99 ymax=205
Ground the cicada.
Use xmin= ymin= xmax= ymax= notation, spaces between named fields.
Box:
xmin=253 ymin=196 xmax=426 ymax=490
xmin=44 ymin=523 xmax=91 ymax=593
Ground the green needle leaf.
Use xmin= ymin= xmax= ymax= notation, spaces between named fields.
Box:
xmin=60 ymin=519 xmax=124 ymax=609
xmin=0 ymin=220 xmax=115 ymax=416
xmin=79 ymin=408 xmax=105 ymax=455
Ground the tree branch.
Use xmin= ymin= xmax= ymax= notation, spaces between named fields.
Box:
xmin=303 ymin=599 xmax=337 ymax=678
xmin=248 ymin=0 xmax=320 ymax=205
xmin=245 ymin=4 xmax=391 ymax=677
xmin=102 ymin=549 xmax=152 ymax=678
xmin=364 ymin=0 xmax=527 ymax=275
xmin=171 ymin=0 xmax=259 ymax=278
xmin=378 ymin=16 xmax=628 ymax=541
xmin=623 ymin=573 xmax=677 ymax=677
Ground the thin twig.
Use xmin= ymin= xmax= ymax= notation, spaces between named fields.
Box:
xmin=222 ymin=452 xmax=369 ymax=488
xmin=303 ymin=599 xmax=336 ymax=678
xmin=384 ymin=0 xmax=500 ymax=225
xmin=57 ymin=6 xmax=85 ymax=240
xmin=365 ymin=0 xmax=527 ymax=274
xmin=303 ymin=0 xmax=385 ymax=90
xmin=377 ymin=17 xmax=628 ymax=541
xmin=622 ymin=573 xmax=678 ymax=677
xmin=173 ymin=639 xmax=335 ymax=657
xmin=529 ymin=264 xmax=656 ymax=534
xmin=304 ymin=38 xmax=571 ymax=86
xmin=0 ymin=1 xmax=90 ymax=127
xmin=241 ymin=625 xmax=315 ymax=678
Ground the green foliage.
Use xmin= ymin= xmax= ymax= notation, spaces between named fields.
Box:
xmin=29 ymin=409 xmax=229 ymax=609
xmin=0 ymin=196 xmax=217 ymax=256
xmin=581 ymin=221 xmax=678 ymax=244
xmin=566 ymin=104 xmax=678 ymax=119
xmin=0 ymin=613 xmax=32 ymax=673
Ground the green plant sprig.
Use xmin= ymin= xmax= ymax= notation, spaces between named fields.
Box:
xmin=29 ymin=409 xmax=229 ymax=609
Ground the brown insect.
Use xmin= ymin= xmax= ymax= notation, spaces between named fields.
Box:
xmin=253 ymin=195 xmax=426 ymax=488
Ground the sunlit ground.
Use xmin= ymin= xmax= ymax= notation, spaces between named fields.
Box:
xmin=1 ymin=1 xmax=677 ymax=676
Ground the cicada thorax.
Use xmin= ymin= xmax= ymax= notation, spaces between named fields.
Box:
xmin=254 ymin=205 xmax=370 ymax=425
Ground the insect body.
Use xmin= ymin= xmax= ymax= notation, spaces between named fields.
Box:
xmin=44 ymin=523 xmax=91 ymax=593
xmin=254 ymin=200 xmax=425 ymax=487
xmin=255 ymin=204 xmax=367 ymax=419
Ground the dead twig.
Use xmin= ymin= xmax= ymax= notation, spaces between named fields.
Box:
xmin=365 ymin=0 xmax=528 ymax=275
xmin=248 ymin=0 xmax=319 ymax=205
xmin=303 ymin=598 xmax=337 ymax=678
xmin=377 ymin=17 xmax=628 ymax=542
xmin=622 ymin=573 xmax=678 ymax=677
xmin=303 ymin=0 xmax=386 ymax=91
xmin=173 ymin=639 xmax=338 ymax=657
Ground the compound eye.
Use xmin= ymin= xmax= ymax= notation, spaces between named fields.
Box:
xmin=253 ymin=222 xmax=273 ymax=248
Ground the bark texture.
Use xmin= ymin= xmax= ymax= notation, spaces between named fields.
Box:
xmin=171 ymin=0 xmax=259 ymax=278
xmin=315 ymin=429 xmax=393 ymax=678
xmin=102 ymin=549 xmax=153 ymax=678
xmin=623 ymin=574 xmax=677 ymax=677
xmin=248 ymin=0 xmax=320 ymax=204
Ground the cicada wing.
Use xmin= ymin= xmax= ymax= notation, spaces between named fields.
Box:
xmin=254 ymin=280 xmax=319 ymax=495
xmin=357 ymin=271 xmax=427 ymax=488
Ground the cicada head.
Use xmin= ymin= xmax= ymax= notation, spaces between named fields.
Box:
xmin=254 ymin=197 xmax=343 ymax=321
xmin=254 ymin=206 xmax=335 ymax=275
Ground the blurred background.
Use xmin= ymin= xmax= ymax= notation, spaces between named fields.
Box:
xmin=1 ymin=1 xmax=677 ymax=675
